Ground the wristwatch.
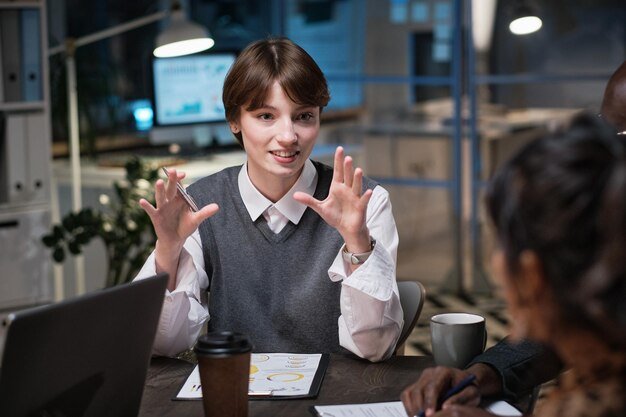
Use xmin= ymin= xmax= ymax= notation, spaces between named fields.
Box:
xmin=341 ymin=237 xmax=376 ymax=265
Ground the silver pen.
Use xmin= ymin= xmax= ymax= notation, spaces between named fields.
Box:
xmin=162 ymin=167 xmax=199 ymax=212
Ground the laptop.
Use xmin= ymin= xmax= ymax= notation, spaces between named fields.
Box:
xmin=0 ymin=273 xmax=168 ymax=417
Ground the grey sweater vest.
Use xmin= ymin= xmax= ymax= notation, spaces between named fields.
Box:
xmin=187 ymin=161 xmax=376 ymax=353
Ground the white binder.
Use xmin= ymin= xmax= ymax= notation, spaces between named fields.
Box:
xmin=25 ymin=112 xmax=49 ymax=203
xmin=4 ymin=114 xmax=28 ymax=203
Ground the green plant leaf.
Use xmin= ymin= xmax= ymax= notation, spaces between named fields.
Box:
xmin=68 ymin=240 xmax=82 ymax=255
xmin=42 ymin=234 xmax=57 ymax=247
xmin=75 ymin=231 xmax=92 ymax=245
xmin=53 ymin=225 xmax=65 ymax=239
xmin=125 ymin=157 xmax=141 ymax=181
xmin=53 ymin=247 xmax=65 ymax=263
xmin=62 ymin=215 xmax=77 ymax=230
xmin=78 ymin=208 xmax=94 ymax=224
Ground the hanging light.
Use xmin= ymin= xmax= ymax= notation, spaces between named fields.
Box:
xmin=509 ymin=0 xmax=542 ymax=36
xmin=154 ymin=1 xmax=214 ymax=57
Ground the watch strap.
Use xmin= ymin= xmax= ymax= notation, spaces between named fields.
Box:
xmin=341 ymin=237 xmax=376 ymax=265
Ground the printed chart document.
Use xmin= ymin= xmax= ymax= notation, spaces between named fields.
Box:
xmin=175 ymin=353 xmax=329 ymax=400
xmin=311 ymin=401 xmax=407 ymax=417
xmin=311 ymin=400 xmax=522 ymax=417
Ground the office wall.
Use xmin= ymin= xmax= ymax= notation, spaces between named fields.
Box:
xmin=490 ymin=0 xmax=625 ymax=109
xmin=357 ymin=1 xmax=455 ymax=276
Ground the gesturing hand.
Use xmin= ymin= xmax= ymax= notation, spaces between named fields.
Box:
xmin=139 ymin=168 xmax=219 ymax=253
xmin=293 ymin=146 xmax=372 ymax=252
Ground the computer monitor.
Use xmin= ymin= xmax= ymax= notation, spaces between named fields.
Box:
xmin=149 ymin=52 xmax=238 ymax=148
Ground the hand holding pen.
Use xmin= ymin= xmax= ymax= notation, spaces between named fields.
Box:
xmin=139 ymin=166 xmax=219 ymax=241
xmin=415 ymin=374 xmax=477 ymax=417
xmin=161 ymin=167 xmax=199 ymax=212
xmin=139 ymin=166 xmax=219 ymax=291
xmin=401 ymin=368 xmax=482 ymax=417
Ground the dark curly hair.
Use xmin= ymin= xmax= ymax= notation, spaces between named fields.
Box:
xmin=222 ymin=37 xmax=330 ymax=147
xmin=485 ymin=112 xmax=626 ymax=349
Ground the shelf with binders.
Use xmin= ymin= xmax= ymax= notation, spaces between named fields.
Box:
xmin=0 ymin=1 xmax=49 ymax=208
xmin=0 ymin=0 xmax=53 ymax=309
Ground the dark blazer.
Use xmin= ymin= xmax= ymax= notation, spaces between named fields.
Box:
xmin=468 ymin=338 xmax=563 ymax=400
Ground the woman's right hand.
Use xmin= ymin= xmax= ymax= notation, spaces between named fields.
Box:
xmin=401 ymin=365 xmax=493 ymax=417
xmin=139 ymin=168 xmax=219 ymax=287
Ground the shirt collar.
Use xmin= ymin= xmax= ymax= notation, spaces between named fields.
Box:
xmin=237 ymin=159 xmax=318 ymax=225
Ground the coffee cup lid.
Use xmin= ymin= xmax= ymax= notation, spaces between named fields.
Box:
xmin=194 ymin=331 xmax=253 ymax=355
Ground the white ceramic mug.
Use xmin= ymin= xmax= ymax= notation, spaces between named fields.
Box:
xmin=430 ymin=313 xmax=486 ymax=368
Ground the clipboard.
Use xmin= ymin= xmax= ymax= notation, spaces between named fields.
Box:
xmin=173 ymin=353 xmax=329 ymax=401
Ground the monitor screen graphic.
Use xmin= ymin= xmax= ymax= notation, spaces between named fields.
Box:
xmin=152 ymin=53 xmax=236 ymax=126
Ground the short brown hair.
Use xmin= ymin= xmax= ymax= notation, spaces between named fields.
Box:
xmin=486 ymin=113 xmax=626 ymax=349
xmin=222 ymin=37 xmax=330 ymax=146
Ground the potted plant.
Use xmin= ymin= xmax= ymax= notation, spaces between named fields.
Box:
xmin=42 ymin=157 xmax=159 ymax=286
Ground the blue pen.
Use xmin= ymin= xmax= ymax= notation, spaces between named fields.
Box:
xmin=416 ymin=374 xmax=477 ymax=417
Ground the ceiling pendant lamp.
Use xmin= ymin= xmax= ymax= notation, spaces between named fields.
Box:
xmin=154 ymin=1 xmax=215 ymax=58
xmin=509 ymin=0 xmax=543 ymax=36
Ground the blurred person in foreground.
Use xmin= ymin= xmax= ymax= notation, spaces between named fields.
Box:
xmin=401 ymin=60 xmax=626 ymax=416
xmin=403 ymin=114 xmax=626 ymax=417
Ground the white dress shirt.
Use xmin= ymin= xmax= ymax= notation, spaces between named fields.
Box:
xmin=135 ymin=159 xmax=403 ymax=361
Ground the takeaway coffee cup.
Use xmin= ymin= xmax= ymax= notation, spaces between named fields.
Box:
xmin=430 ymin=313 xmax=486 ymax=369
xmin=194 ymin=331 xmax=253 ymax=417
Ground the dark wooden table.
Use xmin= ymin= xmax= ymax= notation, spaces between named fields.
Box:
xmin=139 ymin=354 xmax=435 ymax=417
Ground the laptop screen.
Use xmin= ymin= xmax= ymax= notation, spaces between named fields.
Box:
xmin=0 ymin=273 xmax=167 ymax=416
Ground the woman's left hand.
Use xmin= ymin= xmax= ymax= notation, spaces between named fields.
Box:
xmin=294 ymin=146 xmax=372 ymax=253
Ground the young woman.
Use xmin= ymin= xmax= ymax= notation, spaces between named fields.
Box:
xmin=135 ymin=38 xmax=403 ymax=361
xmin=403 ymin=114 xmax=626 ymax=417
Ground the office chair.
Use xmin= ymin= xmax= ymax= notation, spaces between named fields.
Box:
xmin=395 ymin=280 xmax=426 ymax=355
